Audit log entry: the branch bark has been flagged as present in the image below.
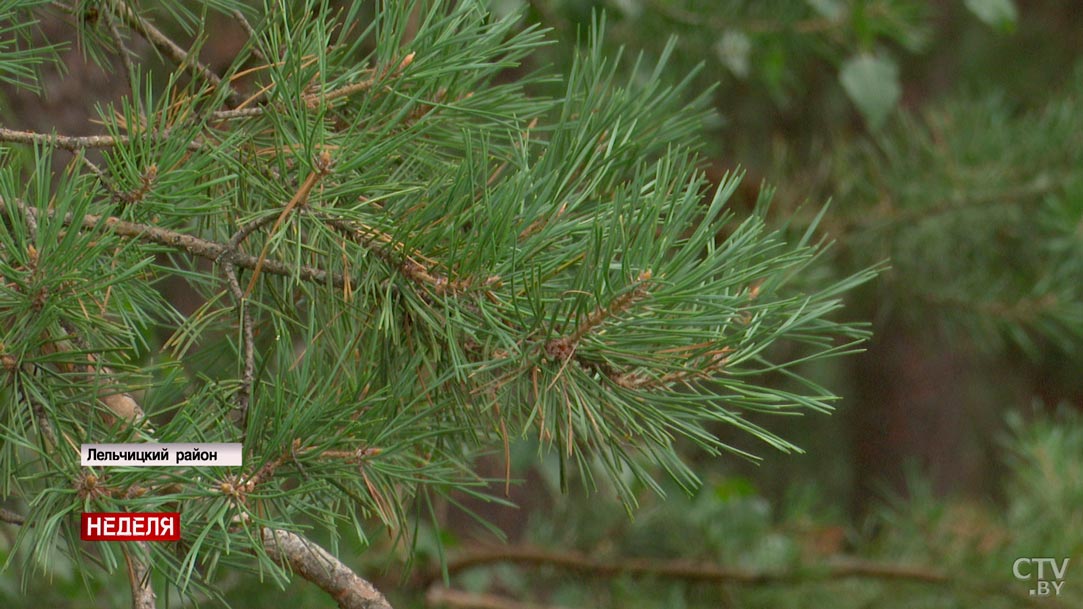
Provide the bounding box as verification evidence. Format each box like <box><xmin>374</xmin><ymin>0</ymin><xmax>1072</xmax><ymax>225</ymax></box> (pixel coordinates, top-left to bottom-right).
<box><xmin>104</xmin><ymin>0</ymin><xmax>243</xmax><ymax>107</ymax></box>
<box><xmin>441</xmin><ymin>544</ymin><xmax>798</xmax><ymax>584</ymax></box>
<box><xmin>123</xmin><ymin>542</ymin><xmax>157</xmax><ymax>609</ymax></box>
<box><xmin>6</xmin><ymin>199</ymin><xmax>348</xmax><ymax>288</ymax></box>
<box><xmin>261</xmin><ymin>528</ymin><xmax>393</xmax><ymax>609</ymax></box>
<box><xmin>0</xmin><ymin>127</ymin><xmax>202</xmax><ymax>152</ymax></box>
<box><xmin>0</xmin><ymin>126</ymin><xmax>133</xmax><ymax>150</ymax></box>
<box><xmin>0</xmin><ymin>508</ymin><xmax>26</xmax><ymax>525</ymax></box>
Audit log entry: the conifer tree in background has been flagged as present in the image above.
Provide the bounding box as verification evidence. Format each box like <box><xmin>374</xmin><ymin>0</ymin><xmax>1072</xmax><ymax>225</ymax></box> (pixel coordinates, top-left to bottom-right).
<box><xmin>0</xmin><ymin>1</ymin><xmax>875</xmax><ymax>606</ymax></box>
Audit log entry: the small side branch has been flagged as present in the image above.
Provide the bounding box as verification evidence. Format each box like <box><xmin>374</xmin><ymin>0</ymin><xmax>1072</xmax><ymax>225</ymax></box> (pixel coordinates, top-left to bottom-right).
<box><xmin>230</xmin><ymin>10</ymin><xmax>266</xmax><ymax>62</ymax></box>
<box><xmin>322</xmin><ymin>216</ymin><xmax>499</xmax><ymax>296</ymax></box>
<box><xmin>0</xmin><ymin>508</ymin><xmax>26</xmax><ymax>525</ymax></box>
<box><xmin>0</xmin><ymin>127</ymin><xmax>132</xmax><ymax>150</ymax></box>
<box><xmin>261</xmin><ymin>528</ymin><xmax>393</xmax><ymax>609</ymax></box>
<box><xmin>223</xmin><ymin>263</ymin><xmax>255</xmax><ymax>426</ymax></box>
<box><xmin>105</xmin><ymin>0</ymin><xmax>243</xmax><ymax>107</ymax></box>
<box><xmin>226</xmin><ymin>213</ymin><xmax>280</xmax><ymax>252</ymax></box>
<box><xmin>426</xmin><ymin>587</ymin><xmax>568</xmax><ymax>609</ymax></box>
<box><xmin>611</xmin><ymin>347</ymin><xmax>732</xmax><ymax>390</ymax></box>
<box><xmin>103</xmin><ymin>9</ymin><xmax>137</xmax><ymax>92</ymax></box>
<box><xmin>8</xmin><ymin>200</ymin><xmax>348</xmax><ymax>287</ymax></box>
<box><xmin>545</xmin><ymin>270</ymin><xmax>652</xmax><ymax>360</ymax></box>
<box><xmin>0</xmin><ymin>127</ymin><xmax>201</xmax><ymax>152</ymax></box>
<box><xmin>301</xmin><ymin>53</ymin><xmax>414</xmax><ymax>110</ymax></box>
<box><xmin>217</xmin><ymin>213</ymin><xmax>276</xmax><ymax>425</ymax></box>
<box><xmin>245</xmin><ymin>151</ymin><xmax>335</xmax><ymax>295</ymax></box>
<box><xmin>442</xmin><ymin>544</ymin><xmax>777</xmax><ymax>584</ymax></box>
<box><xmin>436</xmin><ymin>545</ymin><xmax>1063</xmax><ymax>609</ymax></box>
<box><xmin>123</xmin><ymin>541</ymin><xmax>157</xmax><ymax>609</ymax></box>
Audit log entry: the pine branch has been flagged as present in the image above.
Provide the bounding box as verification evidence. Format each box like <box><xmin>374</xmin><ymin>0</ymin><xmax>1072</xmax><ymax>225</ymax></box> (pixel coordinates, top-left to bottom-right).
<box><xmin>426</xmin><ymin>587</ymin><xmax>569</xmax><ymax>609</ymax></box>
<box><xmin>433</xmin><ymin>545</ymin><xmax>1067</xmax><ymax>609</ymax></box>
<box><xmin>123</xmin><ymin>542</ymin><xmax>157</xmax><ymax>609</ymax></box>
<box><xmin>7</xmin><ymin>228</ymin><xmax>148</xmax><ymax>425</ymax></box>
<box><xmin>0</xmin><ymin>508</ymin><xmax>26</xmax><ymax>525</ymax></box>
<box><xmin>6</xmin><ymin>352</ymin><xmax>59</xmax><ymax>450</ymax></box>
<box><xmin>225</xmin><ymin>213</ymin><xmax>281</xmax><ymax>252</ymax></box>
<box><xmin>0</xmin><ymin>127</ymin><xmax>201</xmax><ymax>151</ymax></box>
<box><xmin>0</xmin><ymin>126</ymin><xmax>133</xmax><ymax>150</ymax></box>
<box><xmin>209</xmin><ymin>107</ymin><xmax>266</xmax><ymax>121</ymax></box>
<box><xmin>301</xmin><ymin>53</ymin><xmax>414</xmax><ymax>110</ymax></box>
<box><xmin>230</xmin><ymin>10</ymin><xmax>267</xmax><ymax>63</ymax></box>
<box><xmin>245</xmin><ymin>150</ymin><xmax>336</xmax><ymax>295</ymax></box>
<box><xmin>7</xmin><ymin>199</ymin><xmax>348</xmax><ymax>287</ymax></box>
<box><xmin>261</xmin><ymin>528</ymin><xmax>393</xmax><ymax>609</ymax></box>
<box><xmin>611</xmin><ymin>346</ymin><xmax>733</xmax><ymax>390</ymax></box>
<box><xmin>56</xmin><ymin>318</ymin><xmax>146</xmax><ymax>425</ymax></box>
<box><xmin>4</xmin><ymin>207</ymin><xmax>64</xmax><ymax>449</ymax></box>
<box><xmin>103</xmin><ymin>0</ymin><xmax>243</xmax><ymax>107</ymax></box>
<box><xmin>223</xmin><ymin>262</ymin><xmax>255</xmax><ymax>426</ymax></box>
<box><xmin>322</xmin><ymin>215</ymin><xmax>500</xmax><ymax>296</ymax></box>
<box><xmin>545</xmin><ymin>270</ymin><xmax>652</xmax><ymax>361</ymax></box>
<box><xmin>437</xmin><ymin>544</ymin><xmax>781</xmax><ymax>584</ymax></box>
<box><xmin>103</xmin><ymin>9</ymin><xmax>137</xmax><ymax>93</ymax></box>
<box><xmin>920</xmin><ymin>292</ymin><xmax>1061</xmax><ymax>323</ymax></box>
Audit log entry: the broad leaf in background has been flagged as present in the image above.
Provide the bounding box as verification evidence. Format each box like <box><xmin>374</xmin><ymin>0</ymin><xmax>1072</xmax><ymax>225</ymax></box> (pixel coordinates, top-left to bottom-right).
<box><xmin>839</xmin><ymin>52</ymin><xmax>901</xmax><ymax>129</ymax></box>
<box><xmin>805</xmin><ymin>0</ymin><xmax>844</xmax><ymax>21</ymax></box>
<box><xmin>965</xmin><ymin>0</ymin><xmax>1018</xmax><ymax>32</ymax></box>
<box><xmin>715</xmin><ymin>29</ymin><xmax>751</xmax><ymax>78</ymax></box>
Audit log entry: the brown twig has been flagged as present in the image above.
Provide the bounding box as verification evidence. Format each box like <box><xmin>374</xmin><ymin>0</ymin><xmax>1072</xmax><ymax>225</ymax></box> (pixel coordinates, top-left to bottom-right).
<box><xmin>222</xmin><ymin>262</ymin><xmax>255</xmax><ymax>426</ymax></box>
<box><xmin>245</xmin><ymin>150</ymin><xmax>335</xmax><ymax>295</ymax></box>
<box><xmin>231</xmin><ymin>9</ymin><xmax>267</xmax><ymax>63</ymax></box>
<box><xmin>545</xmin><ymin>270</ymin><xmax>652</xmax><ymax>361</ymax></box>
<box><xmin>209</xmin><ymin>106</ymin><xmax>266</xmax><ymax>121</ymax></box>
<box><xmin>611</xmin><ymin>346</ymin><xmax>732</xmax><ymax>390</ymax></box>
<box><xmin>426</xmin><ymin>587</ymin><xmax>568</xmax><ymax>609</ymax></box>
<box><xmin>0</xmin><ymin>508</ymin><xmax>26</xmax><ymax>525</ymax></box>
<box><xmin>103</xmin><ymin>9</ymin><xmax>137</xmax><ymax>92</ymax></box>
<box><xmin>105</xmin><ymin>0</ymin><xmax>243</xmax><ymax>107</ymax></box>
<box><xmin>440</xmin><ymin>544</ymin><xmax>780</xmax><ymax>584</ymax></box>
<box><xmin>435</xmin><ymin>545</ymin><xmax>1066</xmax><ymax>609</ymax></box>
<box><xmin>301</xmin><ymin>52</ymin><xmax>414</xmax><ymax>109</ymax></box>
<box><xmin>225</xmin><ymin>213</ymin><xmax>280</xmax><ymax>253</ymax></box>
<box><xmin>123</xmin><ymin>541</ymin><xmax>157</xmax><ymax>609</ymax></box>
<box><xmin>77</xmin><ymin>155</ymin><xmax>128</xmax><ymax>202</ymax></box>
<box><xmin>0</xmin><ymin>126</ymin><xmax>132</xmax><ymax>150</ymax></box>
<box><xmin>321</xmin><ymin>216</ymin><xmax>499</xmax><ymax>297</ymax></box>
<box><xmin>216</xmin><ymin>213</ymin><xmax>276</xmax><ymax>424</ymax></box>
<box><xmin>261</xmin><ymin>527</ymin><xmax>393</xmax><ymax>609</ymax></box>
<box><xmin>8</xmin><ymin>199</ymin><xmax>347</xmax><ymax>287</ymax></box>
<box><xmin>0</xmin><ymin>126</ymin><xmax>201</xmax><ymax>152</ymax></box>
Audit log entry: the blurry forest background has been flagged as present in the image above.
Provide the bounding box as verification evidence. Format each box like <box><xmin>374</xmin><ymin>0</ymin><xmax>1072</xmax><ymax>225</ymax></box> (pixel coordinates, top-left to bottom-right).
<box><xmin>4</xmin><ymin>1</ymin><xmax>1083</xmax><ymax>608</ymax></box>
